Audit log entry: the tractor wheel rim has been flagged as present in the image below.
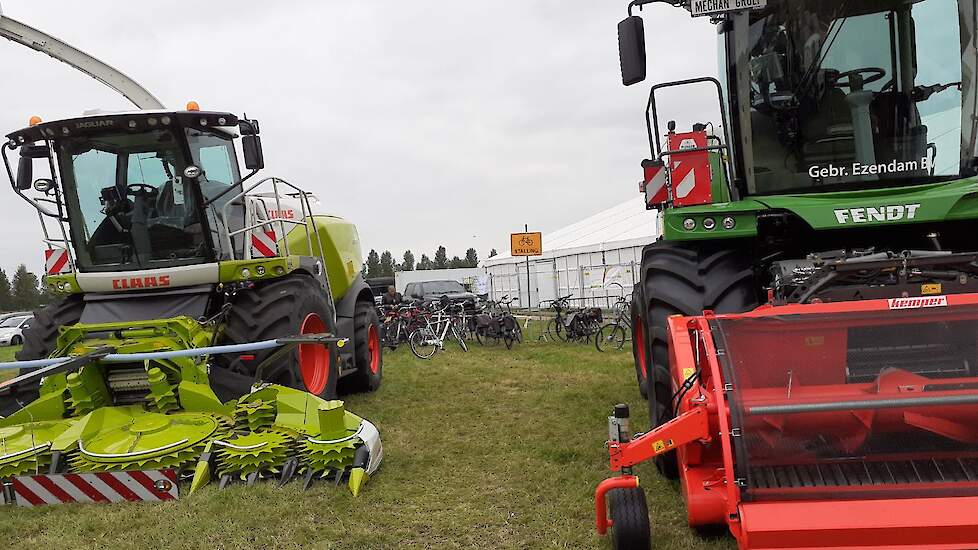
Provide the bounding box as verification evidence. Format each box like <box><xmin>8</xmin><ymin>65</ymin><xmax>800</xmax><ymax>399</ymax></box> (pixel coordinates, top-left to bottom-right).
<box><xmin>367</xmin><ymin>324</ymin><xmax>381</xmax><ymax>375</ymax></box>
<box><xmin>299</xmin><ymin>313</ymin><xmax>330</xmax><ymax>394</ymax></box>
<box><xmin>634</xmin><ymin>317</ymin><xmax>647</xmax><ymax>378</ymax></box>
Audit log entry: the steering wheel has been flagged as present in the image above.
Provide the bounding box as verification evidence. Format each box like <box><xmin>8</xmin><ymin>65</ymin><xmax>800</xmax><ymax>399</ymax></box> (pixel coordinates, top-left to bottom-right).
<box><xmin>126</xmin><ymin>183</ymin><xmax>158</xmax><ymax>197</ymax></box>
<box><xmin>834</xmin><ymin>68</ymin><xmax>886</xmax><ymax>91</ymax></box>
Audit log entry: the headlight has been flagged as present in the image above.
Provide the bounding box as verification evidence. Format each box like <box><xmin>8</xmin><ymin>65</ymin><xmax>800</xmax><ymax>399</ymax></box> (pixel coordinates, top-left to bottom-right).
<box><xmin>682</xmin><ymin>218</ymin><xmax>696</xmax><ymax>231</ymax></box>
<box><xmin>722</xmin><ymin>216</ymin><xmax>736</xmax><ymax>230</ymax></box>
<box><xmin>702</xmin><ymin>217</ymin><xmax>716</xmax><ymax>231</ymax></box>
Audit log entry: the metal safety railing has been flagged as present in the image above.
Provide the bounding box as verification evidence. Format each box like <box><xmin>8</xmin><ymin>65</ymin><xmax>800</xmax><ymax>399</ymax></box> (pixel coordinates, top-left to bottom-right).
<box><xmin>219</xmin><ymin>176</ymin><xmax>328</xmax><ymax>264</ymax></box>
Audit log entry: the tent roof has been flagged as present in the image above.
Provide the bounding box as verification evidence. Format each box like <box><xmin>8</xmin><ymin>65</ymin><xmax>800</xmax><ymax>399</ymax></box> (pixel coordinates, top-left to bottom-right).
<box><xmin>485</xmin><ymin>196</ymin><xmax>657</xmax><ymax>265</ymax></box>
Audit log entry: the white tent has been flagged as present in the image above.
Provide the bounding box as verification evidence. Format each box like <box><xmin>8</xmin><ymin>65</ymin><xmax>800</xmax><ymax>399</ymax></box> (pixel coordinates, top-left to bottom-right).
<box><xmin>483</xmin><ymin>196</ymin><xmax>658</xmax><ymax>308</ymax></box>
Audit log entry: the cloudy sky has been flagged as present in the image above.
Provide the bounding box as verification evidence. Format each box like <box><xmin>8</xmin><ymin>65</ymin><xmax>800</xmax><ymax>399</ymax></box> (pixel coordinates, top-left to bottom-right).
<box><xmin>0</xmin><ymin>0</ymin><xmax>718</xmax><ymax>275</ymax></box>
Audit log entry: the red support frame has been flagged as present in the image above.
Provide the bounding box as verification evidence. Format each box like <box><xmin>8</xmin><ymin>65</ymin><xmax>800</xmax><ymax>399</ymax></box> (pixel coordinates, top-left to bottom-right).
<box><xmin>595</xmin><ymin>292</ymin><xmax>978</xmax><ymax>548</ymax></box>
<box><xmin>594</xmin><ymin>475</ymin><xmax>640</xmax><ymax>535</ymax></box>
<box><xmin>607</xmin><ymin>406</ymin><xmax>711</xmax><ymax>471</ymax></box>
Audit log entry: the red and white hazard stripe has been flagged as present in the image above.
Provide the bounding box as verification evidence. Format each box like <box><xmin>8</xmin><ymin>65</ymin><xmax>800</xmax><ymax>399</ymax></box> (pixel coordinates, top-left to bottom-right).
<box><xmin>44</xmin><ymin>248</ymin><xmax>71</xmax><ymax>275</ymax></box>
<box><xmin>643</xmin><ymin>163</ymin><xmax>668</xmax><ymax>206</ymax></box>
<box><xmin>250</xmin><ymin>229</ymin><xmax>278</xmax><ymax>258</ymax></box>
<box><xmin>10</xmin><ymin>470</ymin><xmax>178</xmax><ymax>506</ymax></box>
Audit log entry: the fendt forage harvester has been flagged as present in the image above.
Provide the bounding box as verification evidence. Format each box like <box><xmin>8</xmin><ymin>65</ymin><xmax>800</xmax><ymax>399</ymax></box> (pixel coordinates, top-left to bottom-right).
<box><xmin>0</xmin><ymin>12</ymin><xmax>384</xmax><ymax>505</ymax></box>
<box><xmin>597</xmin><ymin>0</ymin><xmax>978</xmax><ymax>548</ymax></box>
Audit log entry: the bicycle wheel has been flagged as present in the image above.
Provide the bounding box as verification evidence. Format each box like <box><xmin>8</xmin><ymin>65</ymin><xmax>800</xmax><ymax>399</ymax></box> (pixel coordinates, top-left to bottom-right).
<box><xmin>513</xmin><ymin>321</ymin><xmax>523</xmax><ymax>343</ymax></box>
<box><xmin>596</xmin><ymin>324</ymin><xmax>627</xmax><ymax>352</ymax></box>
<box><xmin>503</xmin><ymin>332</ymin><xmax>514</xmax><ymax>350</ymax></box>
<box><xmin>547</xmin><ymin>318</ymin><xmax>566</xmax><ymax>342</ymax></box>
<box><xmin>485</xmin><ymin>329</ymin><xmax>500</xmax><ymax>346</ymax></box>
<box><xmin>454</xmin><ymin>327</ymin><xmax>469</xmax><ymax>352</ymax></box>
<box><xmin>409</xmin><ymin>328</ymin><xmax>438</xmax><ymax>359</ymax></box>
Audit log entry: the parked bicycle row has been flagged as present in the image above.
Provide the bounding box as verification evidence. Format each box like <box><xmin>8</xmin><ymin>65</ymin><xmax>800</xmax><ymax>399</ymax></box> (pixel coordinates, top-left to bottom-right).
<box><xmin>377</xmin><ymin>295</ymin><xmax>524</xmax><ymax>359</ymax></box>
<box><xmin>378</xmin><ymin>289</ymin><xmax>631</xmax><ymax>358</ymax></box>
<box><xmin>542</xmin><ymin>284</ymin><xmax>631</xmax><ymax>352</ymax></box>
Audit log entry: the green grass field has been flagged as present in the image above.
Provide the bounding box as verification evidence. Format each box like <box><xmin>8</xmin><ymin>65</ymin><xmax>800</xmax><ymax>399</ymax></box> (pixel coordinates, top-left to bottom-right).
<box><xmin>0</xmin><ymin>344</ymin><xmax>19</xmax><ymax>382</ymax></box>
<box><xmin>0</xmin><ymin>341</ymin><xmax>735</xmax><ymax>550</ymax></box>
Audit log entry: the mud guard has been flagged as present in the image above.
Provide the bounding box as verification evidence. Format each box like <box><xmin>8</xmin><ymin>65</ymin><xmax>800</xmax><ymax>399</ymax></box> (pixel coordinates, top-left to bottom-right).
<box><xmin>333</xmin><ymin>276</ymin><xmax>373</xmax><ymax>367</ymax></box>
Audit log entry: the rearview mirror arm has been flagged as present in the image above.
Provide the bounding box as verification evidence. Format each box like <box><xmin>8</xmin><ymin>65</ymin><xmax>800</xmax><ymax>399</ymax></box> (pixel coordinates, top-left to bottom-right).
<box><xmin>627</xmin><ymin>0</ymin><xmax>683</xmax><ymax>16</ymax></box>
<box><xmin>2</xmin><ymin>141</ymin><xmax>61</xmax><ymax>219</ymax></box>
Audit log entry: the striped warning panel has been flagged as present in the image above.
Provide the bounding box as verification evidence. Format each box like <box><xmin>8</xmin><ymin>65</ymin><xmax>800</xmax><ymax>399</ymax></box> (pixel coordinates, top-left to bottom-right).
<box><xmin>251</xmin><ymin>229</ymin><xmax>278</xmax><ymax>258</ymax></box>
<box><xmin>44</xmin><ymin>248</ymin><xmax>70</xmax><ymax>275</ymax></box>
<box><xmin>9</xmin><ymin>470</ymin><xmax>178</xmax><ymax>506</ymax></box>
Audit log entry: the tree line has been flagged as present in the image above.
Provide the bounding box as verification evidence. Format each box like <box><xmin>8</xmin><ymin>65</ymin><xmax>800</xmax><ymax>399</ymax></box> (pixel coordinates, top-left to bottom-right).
<box><xmin>362</xmin><ymin>246</ymin><xmax>498</xmax><ymax>279</ymax></box>
<box><xmin>0</xmin><ymin>264</ymin><xmax>49</xmax><ymax>313</ymax></box>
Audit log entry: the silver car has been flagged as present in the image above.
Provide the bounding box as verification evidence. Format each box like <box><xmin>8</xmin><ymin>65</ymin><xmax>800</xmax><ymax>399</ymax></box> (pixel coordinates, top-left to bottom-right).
<box><xmin>0</xmin><ymin>315</ymin><xmax>33</xmax><ymax>346</ymax></box>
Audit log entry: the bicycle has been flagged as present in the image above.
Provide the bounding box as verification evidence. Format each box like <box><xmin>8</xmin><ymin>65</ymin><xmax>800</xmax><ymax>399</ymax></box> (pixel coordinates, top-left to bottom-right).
<box><xmin>409</xmin><ymin>301</ymin><xmax>469</xmax><ymax>359</ymax></box>
<box><xmin>595</xmin><ymin>292</ymin><xmax>632</xmax><ymax>352</ymax></box>
<box><xmin>545</xmin><ymin>295</ymin><xmax>601</xmax><ymax>343</ymax></box>
<box><xmin>473</xmin><ymin>295</ymin><xmax>521</xmax><ymax>349</ymax></box>
<box><xmin>544</xmin><ymin>295</ymin><xmax>573</xmax><ymax>342</ymax></box>
<box><xmin>380</xmin><ymin>303</ymin><xmax>422</xmax><ymax>351</ymax></box>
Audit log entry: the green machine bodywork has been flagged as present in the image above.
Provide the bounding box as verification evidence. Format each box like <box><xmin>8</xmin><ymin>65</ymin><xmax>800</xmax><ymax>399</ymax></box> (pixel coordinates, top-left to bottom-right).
<box><xmin>282</xmin><ymin>215</ymin><xmax>365</xmax><ymax>301</ymax></box>
<box><xmin>615</xmin><ymin>0</ymin><xmax>978</xmax><ymax>473</ymax></box>
<box><xmin>621</xmin><ymin>0</ymin><xmax>978</xmax><ymax>253</ymax></box>
<box><xmin>660</xmin><ymin>176</ymin><xmax>978</xmax><ymax>241</ymax></box>
<box><xmin>0</xmin><ymin>108</ymin><xmax>384</xmax><ymax>502</ymax></box>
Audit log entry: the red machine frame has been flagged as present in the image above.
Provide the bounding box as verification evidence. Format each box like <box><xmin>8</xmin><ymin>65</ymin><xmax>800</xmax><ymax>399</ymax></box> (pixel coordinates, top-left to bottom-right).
<box><xmin>596</xmin><ymin>293</ymin><xmax>978</xmax><ymax>549</ymax></box>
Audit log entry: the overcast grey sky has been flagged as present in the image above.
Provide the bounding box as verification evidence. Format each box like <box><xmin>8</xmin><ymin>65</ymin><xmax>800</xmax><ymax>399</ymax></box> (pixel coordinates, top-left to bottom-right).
<box><xmin>0</xmin><ymin>0</ymin><xmax>718</xmax><ymax>275</ymax></box>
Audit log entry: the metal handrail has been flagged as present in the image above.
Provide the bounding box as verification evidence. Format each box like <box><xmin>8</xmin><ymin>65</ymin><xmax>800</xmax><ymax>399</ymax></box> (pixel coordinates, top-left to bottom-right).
<box><xmin>219</xmin><ymin>176</ymin><xmax>326</xmax><ymax>267</ymax></box>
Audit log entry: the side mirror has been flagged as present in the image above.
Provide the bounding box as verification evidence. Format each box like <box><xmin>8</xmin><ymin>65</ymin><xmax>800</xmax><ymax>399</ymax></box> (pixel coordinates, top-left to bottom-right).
<box><xmin>242</xmin><ymin>135</ymin><xmax>264</xmax><ymax>170</ymax></box>
<box><xmin>16</xmin><ymin>156</ymin><xmax>33</xmax><ymax>191</ymax></box>
<box><xmin>16</xmin><ymin>144</ymin><xmax>48</xmax><ymax>191</ymax></box>
<box><xmin>618</xmin><ymin>16</ymin><xmax>647</xmax><ymax>86</ymax></box>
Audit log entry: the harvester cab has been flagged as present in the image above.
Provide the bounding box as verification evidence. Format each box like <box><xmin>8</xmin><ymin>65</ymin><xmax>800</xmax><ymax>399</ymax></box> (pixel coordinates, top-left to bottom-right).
<box><xmin>0</xmin><ymin>13</ymin><xmax>384</xmax><ymax>505</ymax></box>
<box><xmin>600</xmin><ymin>0</ymin><xmax>978</xmax><ymax>548</ymax></box>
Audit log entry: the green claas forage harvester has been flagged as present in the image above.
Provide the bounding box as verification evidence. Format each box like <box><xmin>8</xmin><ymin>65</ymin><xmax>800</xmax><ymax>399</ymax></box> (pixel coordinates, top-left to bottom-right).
<box><xmin>0</xmin><ymin>104</ymin><xmax>384</xmax><ymax>504</ymax></box>
<box><xmin>618</xmin><ymin>0</ymin><xmax>978</xmax><ymax>476</ymax></box>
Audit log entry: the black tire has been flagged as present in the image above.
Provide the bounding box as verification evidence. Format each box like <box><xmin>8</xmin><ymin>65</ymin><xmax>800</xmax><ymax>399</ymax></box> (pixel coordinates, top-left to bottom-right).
<box><xmin>216</xmin><ymin>275</ymin><xmax>339</xmax><ymax>400</ymax></box>
<box><xmin>630</xmin><ymin>285</ymin><xmax>650</xmax><ymax>399</ymax></box>
<box><xmin>3</xmin><ymin>295</ymin><xmax>84</xmax><ymax>417</ymax></box>
<box><xmin>547</xmin><ymin>318</ymin><xmax>565</xmax><ymax>342</ymax></box>
<box><xmin>609</xmin><ymin>488</ymin><xmax>651</xmax><ymax>550</ymax></box>
<box><xmin>596</xmin><ymin>324</ymin><xmax>626</xmax><ymax>352</ymax></box>
<box><xmin>343</xmin><ymin>299</ymin><xmax>383</xmax><ymax>393</ymax></box>
<box><xmin>10</xmin><ymin>335</ymin><xmax>22</xmax><ymax>346</ymax></box>
<box><xmin>477</xmin><ymin>327</ymin><xmax>499</xmax><ymax>347</ymax></box>
<box><xmin>409</xmin><ymin>328</ymin><xmax>438</xmax><ymax>359</ymax></box>
<box><xmin>641</xmin><ymin>241</ymin><xmax>757</xmax><ymax>479</ymax></box>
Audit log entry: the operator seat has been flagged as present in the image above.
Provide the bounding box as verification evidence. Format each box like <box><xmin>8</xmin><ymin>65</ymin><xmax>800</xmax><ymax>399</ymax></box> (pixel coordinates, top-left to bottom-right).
<box><xmin>801</xmin><ymin>84</ymin><xmax>858</xmax><ymax>165</ymax></box>
<box><xmin>871</xmin><ymin>90</ymin><xmax>928</xmax><ymax>169</ymax></box>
